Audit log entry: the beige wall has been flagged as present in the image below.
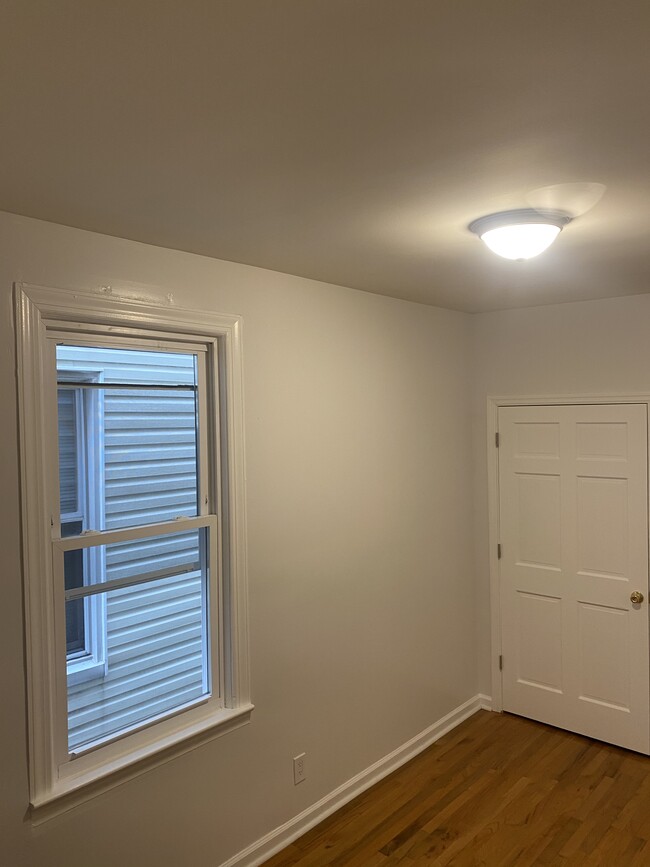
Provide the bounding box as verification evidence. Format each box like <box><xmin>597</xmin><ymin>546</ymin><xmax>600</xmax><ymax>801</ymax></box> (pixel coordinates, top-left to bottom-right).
<box><xmin>0</xmin><ymin>212</ymin><xmax>476</xmax><ymax>867</ymax></box>
<box><xmin>473</xmin><ymin>293</ymin><xmax>650</xmax><ymax>694</ymax></box>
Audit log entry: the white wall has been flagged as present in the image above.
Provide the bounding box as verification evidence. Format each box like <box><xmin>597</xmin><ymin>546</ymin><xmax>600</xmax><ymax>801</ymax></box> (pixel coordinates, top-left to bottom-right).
<box><xmin>473</xmin><ymin>293</ymin><xmax>650</xmax><ymax>694</ymax></box>
<box><xmin>0</xmin><ymin>212</ymin><xmax>477</xmax><ymax>867</ymax></box>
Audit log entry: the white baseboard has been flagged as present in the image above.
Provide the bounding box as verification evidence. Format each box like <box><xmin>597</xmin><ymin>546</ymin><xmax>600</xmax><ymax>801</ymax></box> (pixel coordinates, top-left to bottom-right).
<box><xmin>478</xmin><ymin>693</ymin><xmax>493</xmax><ymax>711</ymax></box>
<box><xmin>221</xmin><ymin>693</ymin><xmax>491</xmax><ymax>867</ymax></box>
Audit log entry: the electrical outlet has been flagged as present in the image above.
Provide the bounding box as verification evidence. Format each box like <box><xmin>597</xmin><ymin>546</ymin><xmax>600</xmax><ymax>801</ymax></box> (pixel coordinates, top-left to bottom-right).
<box><xmin>293</xmin><ymin>752</ymin><xmax>306</xmax><ymax>784</ymax></box>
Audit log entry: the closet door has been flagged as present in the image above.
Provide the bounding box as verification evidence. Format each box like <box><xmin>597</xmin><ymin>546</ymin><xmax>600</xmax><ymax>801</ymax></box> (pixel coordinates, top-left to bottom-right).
<box><xmin>499</xmin><ymin>403</ymin><xmax>649</xmax><ymax>753</ymax></box>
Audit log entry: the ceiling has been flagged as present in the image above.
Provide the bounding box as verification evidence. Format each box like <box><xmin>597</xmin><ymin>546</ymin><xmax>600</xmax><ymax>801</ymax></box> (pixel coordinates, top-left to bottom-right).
<box><xmin>1</xmin><ymin>1</ymin><xmax>649</xmax><ymax>313</ymax></box>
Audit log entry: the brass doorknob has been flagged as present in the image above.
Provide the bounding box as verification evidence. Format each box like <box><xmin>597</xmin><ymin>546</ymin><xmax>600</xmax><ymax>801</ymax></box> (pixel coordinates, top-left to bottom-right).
<box><xmin>630</xmin><ymin>591</ymin><xmax>644</xmax><ymax>604</ymax></box>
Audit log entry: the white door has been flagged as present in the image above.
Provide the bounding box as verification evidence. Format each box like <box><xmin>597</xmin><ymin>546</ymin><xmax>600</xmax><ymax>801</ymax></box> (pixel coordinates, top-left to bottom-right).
<box><xmin>498</xmin><ymin>403</ymin><xmax>650</xmax><ymax>753</ymax></box>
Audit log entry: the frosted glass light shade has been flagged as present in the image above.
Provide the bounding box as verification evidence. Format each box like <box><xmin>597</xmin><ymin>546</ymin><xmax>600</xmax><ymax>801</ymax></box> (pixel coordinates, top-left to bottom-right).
<box><xmin>480</xmin><ymin>223</ymin><xmax>561</xmax><ymax>260</ymax></box>
<box><xmin>468</xmin><ymin>209</ymin><xmax>571</xmax><ymax>261</ymax></box>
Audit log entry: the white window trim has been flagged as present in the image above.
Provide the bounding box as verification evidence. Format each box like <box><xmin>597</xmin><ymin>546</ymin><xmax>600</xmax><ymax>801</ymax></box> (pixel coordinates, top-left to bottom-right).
<box><xmin>15</xmin><ymin>283</ymin><xmax>252</xmax><ymax>820</ymax></box>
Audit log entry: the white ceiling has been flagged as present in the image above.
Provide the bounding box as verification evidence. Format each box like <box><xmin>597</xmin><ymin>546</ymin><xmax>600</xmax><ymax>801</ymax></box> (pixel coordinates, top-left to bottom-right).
<box><xmin>1</xmin><ymin>1</ymin><xmax>649</xmax><ymax>312</ymax></box>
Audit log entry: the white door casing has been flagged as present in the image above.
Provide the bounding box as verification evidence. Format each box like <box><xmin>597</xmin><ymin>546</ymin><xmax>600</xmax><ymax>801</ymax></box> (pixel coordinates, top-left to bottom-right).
<box><xmin>498</xmin><ymin>403</ymin><xmax>650</xmax><ymax>753</ymax></box>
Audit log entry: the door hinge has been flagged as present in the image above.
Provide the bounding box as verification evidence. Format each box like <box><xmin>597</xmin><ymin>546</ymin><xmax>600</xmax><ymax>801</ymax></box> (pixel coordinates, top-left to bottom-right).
<box><xmin>497</xmin><ymin>543</ymin><xmax>502</xmax><ymax>560</ymax></box>
<box><xmin>499</xmin><ymin>654</ymin><xmax>503</xmax><ymax>671</ymax></box>
<box><xmin>495</xmin><ymin>431</ymin><xmax>500</xmax><ymax>448</ymax></box>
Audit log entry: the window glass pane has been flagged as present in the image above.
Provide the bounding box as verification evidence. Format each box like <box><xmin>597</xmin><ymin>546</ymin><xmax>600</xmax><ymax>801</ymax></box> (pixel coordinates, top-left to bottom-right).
<box><xmin>56</xmin><ymin>345</ymin><xmax>199</xmax><ymax>531</ymax></box>
<box><xmin>64</xmin><ymin>528</ymin><xmax>209</xmax><ymax>752</ymax></box>
<box><xmin>103</xmin><ymin>387</ymin><xmax>198</xmax><ymax>528</ymax></box>
<box><xmin>63</xmin><ymin>520</ymin><xmax>85</xmax><ymax>654</ymax></box>
<box><xmin>58</xmin><ymin>389</ymin><xmax>79</xmax><ymax>514</ymax></box>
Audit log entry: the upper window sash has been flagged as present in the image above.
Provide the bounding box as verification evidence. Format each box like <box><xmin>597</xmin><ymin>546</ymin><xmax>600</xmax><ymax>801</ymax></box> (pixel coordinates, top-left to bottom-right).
<box><xmin>48</xmin><ymin>338</ymin><xmax>213</xmax><ymax>537</ymax></box>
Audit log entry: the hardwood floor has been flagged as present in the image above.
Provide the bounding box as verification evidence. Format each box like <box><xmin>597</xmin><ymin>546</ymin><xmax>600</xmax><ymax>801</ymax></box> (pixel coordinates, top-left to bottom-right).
<box><xmin>264</xmin><ymin>710</ymin><xmax>650</xmax><ymax>866</ymax></box>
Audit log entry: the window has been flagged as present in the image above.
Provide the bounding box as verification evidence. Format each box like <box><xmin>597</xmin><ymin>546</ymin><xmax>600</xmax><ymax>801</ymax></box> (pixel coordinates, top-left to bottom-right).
<box><xmin>58</xmin><ymin>372</ymin><xmax>106</xmax><ymax>683</ymax></box>
<box><xmin>57</xmin><ymin>345</ymin><xmax>208</xmax><ymax>751</ymax></box>
<box><xmin>16</xmin><ymin>285</ymin><xmax>251</xmax><ymax>811</ymax></box>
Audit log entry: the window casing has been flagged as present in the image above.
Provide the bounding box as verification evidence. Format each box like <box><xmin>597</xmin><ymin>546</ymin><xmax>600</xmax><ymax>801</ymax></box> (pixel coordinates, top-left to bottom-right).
<box><xmin>16</xmin><ymin>284</ymin><xmax>251</xmax><ymax>814</ymax></box>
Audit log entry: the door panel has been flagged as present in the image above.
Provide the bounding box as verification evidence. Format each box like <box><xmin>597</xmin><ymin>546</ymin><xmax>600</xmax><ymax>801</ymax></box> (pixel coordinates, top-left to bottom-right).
<box><xmin>515</xmin><ymin>473</ymin><xmax>562</xmax><ymax>569</ymax></box>
<box><xmin>577</xmin><ymin>602</ymin><xmax>630</xmax><ymax>710</ymax></box>
<box><xmin>576</xmin><ymin>477</ymin><xmax>628</xmax><ymax>578</ymax></box>
<box><xmin>499</xmin><ymin>403</ymin><xmax>649</xmax><ymax>753</ymax></box>
<box><xmin>516</xmin><ymin>592</ymin><xmax>563</xmax><ymax>692</ymax></box>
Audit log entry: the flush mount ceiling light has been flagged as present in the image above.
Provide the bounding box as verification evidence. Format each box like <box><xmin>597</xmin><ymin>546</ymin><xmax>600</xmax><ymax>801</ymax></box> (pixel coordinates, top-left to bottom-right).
<box><xmin>468</xmin><ymin>208</ymin><xmax>572</xmax><ymax>260</ymax></box>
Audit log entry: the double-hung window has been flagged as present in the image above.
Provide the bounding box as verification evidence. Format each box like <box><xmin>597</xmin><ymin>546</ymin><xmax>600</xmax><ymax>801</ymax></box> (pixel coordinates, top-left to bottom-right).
<box><xmin>16</xmin><ymin>285</ymin><xmax>251</xmax><ymax>812</ymax></box>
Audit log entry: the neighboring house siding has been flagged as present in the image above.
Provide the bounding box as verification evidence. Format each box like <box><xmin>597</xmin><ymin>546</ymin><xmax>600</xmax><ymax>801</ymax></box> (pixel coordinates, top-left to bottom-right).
<box><xmin>57</xmin><ymin>348</ymin><xmax>206</xmax><ymax>750</ymax></box>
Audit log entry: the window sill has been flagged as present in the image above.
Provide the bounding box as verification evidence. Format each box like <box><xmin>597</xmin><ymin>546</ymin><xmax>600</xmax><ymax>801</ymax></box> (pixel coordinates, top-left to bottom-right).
<box><xmin>30</xmin><ymin>703</ymin><xmax>254</xmax><ymax>824</ymax></box>
<box><xmin>67</xmin><ymin>659</ymin><xmax>106</xmax><ymax>685</ymax></box>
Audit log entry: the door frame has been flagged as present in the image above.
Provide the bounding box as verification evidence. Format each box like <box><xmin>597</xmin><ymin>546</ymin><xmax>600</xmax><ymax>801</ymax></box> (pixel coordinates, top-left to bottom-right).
<box><xmin>487</xmin><ymin>393</ymin><xmax>650</xmax><ymax>713</ymax></box>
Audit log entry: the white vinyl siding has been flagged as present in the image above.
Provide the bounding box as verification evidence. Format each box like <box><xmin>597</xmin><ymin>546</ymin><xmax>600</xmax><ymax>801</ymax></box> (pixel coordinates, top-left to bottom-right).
<box><xmin>57</xmin><ymin>347</ymin><xmax>205</xmax><ymax>750</ymax></box>
<box><xmin>104</xmin><ymin>388</ymin><xmax>198</xmax><ymax>528</ymax></box>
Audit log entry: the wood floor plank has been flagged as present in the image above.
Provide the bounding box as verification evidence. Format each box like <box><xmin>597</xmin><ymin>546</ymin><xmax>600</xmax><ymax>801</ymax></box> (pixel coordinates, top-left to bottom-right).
<box><xmin>264</xmin><ymin>844</ymin><xmax>305</xmax><ymax>867</ymax></box>
<box><xmin>630</xmin><ymin>837</ymin><xmax>650</xmax><ymax>865</ymax></box>
<box><xmin>263</xmin><ymin>711</ymin><xmax>650</xmax><ymax>866</ymax></box>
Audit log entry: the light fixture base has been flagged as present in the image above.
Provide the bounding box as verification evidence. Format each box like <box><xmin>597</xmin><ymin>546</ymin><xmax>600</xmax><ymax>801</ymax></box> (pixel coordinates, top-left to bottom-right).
<box><xmin>468</xmin><ymin>208</ymin><xmax>572</xmax><ymax>237</ymax></box>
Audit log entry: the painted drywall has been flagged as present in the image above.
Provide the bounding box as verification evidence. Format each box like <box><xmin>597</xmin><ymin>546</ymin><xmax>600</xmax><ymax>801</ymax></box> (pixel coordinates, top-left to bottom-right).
<box><xmin>0</xmin><ymin>211</ymin><xmax>476</xmax><ymax>867</ymax></box>
<box><xmin>473</xmin><ymin>293</ymin><xmax>650</xmax><ymax>694</ymax></box>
